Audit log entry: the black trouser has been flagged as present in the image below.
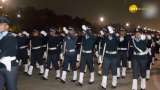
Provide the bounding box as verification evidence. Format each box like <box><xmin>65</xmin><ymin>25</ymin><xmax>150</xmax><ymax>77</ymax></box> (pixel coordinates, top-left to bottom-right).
<box><xmin>46</xmin><ymin>53</ymin><xmax>59</xmax><ymax>70</ymax></box>
<box><xmin>0</xmin><ymin>73</ymin><xmax>4</xmax><ymax>90</ymax></box>
<box><xmin>132</xmin><ymin>55</ymin><xmax>148</xmax><ymax>79</ymax></box>
<box><xmin>117</xmin><ymin>51</ymin><xmax>128</xmax><ymax>68</ymax></box>
<box><xmin>128</xmin><ymin>47</ymin><xmax>134</xmax><ymax>61</ymax></box>
<box><xmin>103</xmin><ymin>54</ymin><xmax>118</xmax><ymax>76</ymax></box>
<box><xmin>31</xmin><ymin>49</ymin><xmax>44</xmax><ymax>66</ymax></box>
<box><xmin>146</xmin><ymin>55</ymin><xmax>152</xmax><ymax>70</ymax></box>
<box><xmin>80</xmin><ymin>53</ymin><xmax>94</xmax><ymax>73</ymax></box>
<box><xmin>0</xmin><ymin>66</ymin><xmax>18</xmax><ymax>90</ymax></box>
<box><xmin>62</xmin><ymin>52</ymin><xmax>77</xmax><ymax>71</ymax></box>
<box><xmin>17</xmin><ymin>49</ymin><xmax>28</xmax><ymax>64</ymax></box>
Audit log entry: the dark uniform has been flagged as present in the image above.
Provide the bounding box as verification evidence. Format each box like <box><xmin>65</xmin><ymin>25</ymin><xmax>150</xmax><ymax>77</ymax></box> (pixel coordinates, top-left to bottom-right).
<box><xmin>131</xmin><ymin>30</ymin><xmax>149</xmax><ymax>90</ymax></box>
<box><xmin>128</xmin><ymin>34</ymin><xmax>134</xmax><ymax>69</ymax></box>
<box><xmin>154</xmin><ymin>35</ymin><xmax>160</xmax><ymax>60</ymax></box>
<box><xmin>43</xmin><ymin>29</ymin><xmax>61</xmax><ymax>80</ymax></box>
<box><xmin>0</xmin><ymin>73</ymin><xmax>4</xmax><ymax>90</ymax></box>
<box><xmin>78</xmin><ymin>29</ymin><xmax>96</xmax><ymax>85</ymax></box>
<box><xmin>76</xmin><ymin>35</ymin><xmax>82</xmax><ymax>63</ymax></box>
<box><xmin>40</xmin><ymin>31</ymin><xmax>48</xmax><ymax>62</ymax></box>
<box><xmin>61</xmin><ymin>28</ymin><xmax>78</xmax><ymax>83</ymax></box>
<box><xmin>0</xmin><ymin>17</ymin><xmax>18</xmax><ymax>90</ymax></box>
<box><xmin>0</xmin><ymin>31</ymin><xmax>18</xmax><ymax>90</ymax></box>
<box><xmin>146</xmin><ymin>34</ymin><xmax>152</xmax><ymax>80</ymax></box>
<box><xmin>17</xmin><ymin>32</ymin><xmax>29</xmax><ymax>73</ymax></box>
<box><xmin>27</xmin><ymin>30</ymin><xmax>44</xmax><ymax>76</ymax></box>
<box><xmin>97</xmin><ymin>36</ymin><xmax>105</xmax><ymax>75</ymax></box>
<box><xmin>117</xmin><ymin>31</ymin><xmax>130</xmax><ymax>78</ymax></box>
<box><xmin>101</xmin><ymin>31</ymin><xmax>119</xmax><ymax>89</ymax></box>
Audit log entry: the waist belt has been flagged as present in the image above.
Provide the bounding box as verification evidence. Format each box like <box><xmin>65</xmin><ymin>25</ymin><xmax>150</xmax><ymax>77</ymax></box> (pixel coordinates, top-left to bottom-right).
<box><xmin>82</xmin><ymin>50</ymin><xmax>92</xmax><ymax>53</ymax></box>
<box><xmin>32</xmin><ymin>46</ymin><xmax>41</xmax><ymax>50</ymax></box>
<box><xmin>19</xmin><ymin>46</ymin><xmax>28</xmax><ymax>49</ymax></box>
<box><xmin>106</xmin><ymin>51</ymin><xmax>117</xmax><ymax>54</ymax></box>
<box><xmin>41</xmin><ymin>45</ymin><xmax>47</xmax><ymax>47</ymax></box>
<box><xmin>48</xmin><ymin>47</ymin><xmax>57</xmax><ymax>50</ymax></box>
<box><xmin>133</xmin><ymin>51</ymin><xmax>148</xmax><ymax>56</ymax></box>
<box><xmin>66</xmin><ymin>49</ymin><xmax>75</xmax><ymax>53</ymax></box>
<box><xmin>118</xmin><ymin>48</ymin><xmax>128</xmax><ymax>51</ymax></box>
<box><xmin>130</xmin><ymin>45</ymin><xmax>133</xmax><ymax>48</ymax></box>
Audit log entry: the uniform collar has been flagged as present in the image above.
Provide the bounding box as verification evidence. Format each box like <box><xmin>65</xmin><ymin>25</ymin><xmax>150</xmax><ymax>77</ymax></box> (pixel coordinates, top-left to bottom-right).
<box><xmin>0</xmin><ymin>31</ymin><xmax>8</xmax><ymax>40</ymax></box>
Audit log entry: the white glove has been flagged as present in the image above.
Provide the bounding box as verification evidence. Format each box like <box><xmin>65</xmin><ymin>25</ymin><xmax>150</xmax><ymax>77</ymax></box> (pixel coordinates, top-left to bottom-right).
<box><xmin>98</xmin><ymin>55</ymin><xmax>103</xmax><ymax>64</ymax></box>
<box><xmin>141</xmin><ymin>34</ymin><xmax>146</xmax><ymax>40</ymax></box>
<box><xmin>60</xmin><ymin>53</ymin><xmax>64</xmax><ymax>60</ymax></box>
<box><xmin>0</xmin><ymin>56</ymin><xmax>16</xmax><ymax>72</ymax></box>
<box><xmin>77</xmin><ymin>54</ymin><xmax>81</xmax><ymax>62</ymax></box>
<box><xmin>22</xmin><ymin>31</ymin><xmax>30</xmax><ymax>37</ymax></box>
<box><xmin>95</xmin><ymin>51</ymin><xmax>99</xmax><ymax>58</ymax></box>
<box><xmin>40</xmin><ymin>31</ymin><xmax>47</xmax><ymax>36</ymax></box>
<box><xmin>63</xmin><ymin>27</ymin><xmax>69</xmax><ymax>34</ymax></box>
<box><xmin>116</xmin><ymin>33</ymin><xmax>120</xmax><ymax>37</ymax></box>
<box><xmin>100</xmin><ymin>31</ymin><xmax>104</xmax><ymax>36</ymax></box>
<box><xmin>27</xmin><ymin>49</ymin><xmax>31</xmax><ymax>56</ymax></box>
<box><xmin>82</xmin><ymin>25</ymin><xmax>88</xmax><ymax>31</ymax></box>
<box><xmin>148</xmin><ymin>48</ymin><xmax>152</xmax><ymax>56</ymax></box>
<box><xmin>43</xmin><ymin>51</ymin><xmax>47</xmax><ymax>59</ymax></box>
<box><xmin>107</xmin><ymin>26</ymin><xmax>114</xmax><ymax>34</ymax></box>
<box><xmin>120</xmin><ymin>37</ymin><xmax>124</xmax><ymax>42</ymax></box>
<box><xmin>147</xmin><ymin>35</ymin><xmax>152</xmax><ymax>40</ymax></box>
<box><xmin>131</xmin><ymin>36</ymin><xmax>135</xmax><ymax>39</ymax></box>
<box><xmin>12</xmin><ymin>33</ymin><xmax>17</xmax><ymax>37</ymax></box>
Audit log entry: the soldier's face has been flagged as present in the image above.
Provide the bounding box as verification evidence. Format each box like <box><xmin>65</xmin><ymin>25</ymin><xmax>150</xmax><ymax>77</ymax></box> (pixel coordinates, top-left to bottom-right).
<box><xmin>69</xmin><ymin>30</ymin><xmax>75</xmax><ymax>35</ymax></box>
<box><xmin>50</xmin><ymin>31</ymin><xmax>56</xmax><ymax>36</ymax></box>
<box><xmin>0</xmin><ymin>23</ymin><xmax>9</xmax><ymax>32</ymax></box>
<box><xmin>120</xmin><ymin>31</ymin><xmax>125</xmax><ymax>36</ymax></box>
<box><xmin>32</xmin><ymin>32</ymin><xmax>39</xmax><ymax>36</ymax></box>
<box><xmin>18</xmin><ymin>33</ymin><xmax>22</xmax><ymax>36</ymax></box>
<box><xmin>135</xmin><ymin>32</ymin><xmax>141</xmax><ymax>38</ymax></box>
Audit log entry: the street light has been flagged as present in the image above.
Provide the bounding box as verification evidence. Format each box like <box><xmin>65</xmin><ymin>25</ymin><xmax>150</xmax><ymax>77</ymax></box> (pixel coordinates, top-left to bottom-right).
<box><xmin>144</xmin><ymin>27</ymin><xmax>147</xmax><ymax>30</ymax></box>
<box><xmin>17</xmin><ymin>13</ymin><xmax>21</xmax><ymax>18</ymax></box>
<box><xmin>125</xmin><ymin>22</ymin><xmax>130</xmax><ymax>27</ymax></box>
<box><xmin>99</xmin><ymin>17</ymin><xmax>104</xmax><ymax>23</ymax></box>
<box><xmin>137</xmin><ymin>25</ymin><xmax>141</xmax><ymax>29</ymax></box>
<box><xmin>129</xmin><ymin>4</ymin><xmax>139</xmax><ymax>13</ymax></box>
<box><xmin>2</xmin><ymin>0</ymin><xmax>6</xmax><ymax>3</ymax></box>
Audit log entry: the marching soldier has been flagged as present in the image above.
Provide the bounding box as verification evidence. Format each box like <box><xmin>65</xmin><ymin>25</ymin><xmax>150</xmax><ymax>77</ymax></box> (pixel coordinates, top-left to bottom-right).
<box><xmin>150</xmin><ymin>33</ymin><xmax>156</xmax><ymax>64</ymax></box>
<box><xmin>40</xmin><ymin>30</ymin><xmax>48</xmax><ymax>62</ymax></box>
<box><xmin>127</xmin><ymin>32</ymin><xmax>133</xmax><ymax>69</ymax></box>
<box><xmin>27</xmin><ymin>29</ymin><xmax>44</xmax><ymax>76</ymax></box>
<box><xmin>154</xmin><ymin>34</ymin><xmax>160</xmax><ymax>61</ymax></box>
<box><xmin>146</xmin><ymin>33</ymin><xmax>152</xmax><ymax>80</ymax></box>
<box><xmin>117</xmin><ymin>28</ymin><xmax>130</xmax><ymax>78</ymax></box>
<box><xmin>60</xmin><ymin>27</ymin><xmax>78</xmax><ymax>83</ymax></box>
<box><xmin>97</xmin><ymin>30</ymin><xmax>106</xmax><ymax>75</ymax></box>
<box><xmin>0</xmin><ymin>16</ymin><xmax>18</xmax><ymax>90</ymax></box>
<box><xmin>100</xmin><ymin>26</ymin><xmax>119</xmax><ymax>89</ymax></box>
<box><xmin>78</xmin><ymin>25</ymin><xmax>96</xmax><ymax>86</ymax></box>
<box><xmin>131</xmin><ymin>28</ymin><xmax>149</xmax><ymax>90</ymax></box>
<box><xmin>17</xmin><ymin>31</ymin><xmax>30</xmax><ymax>74</ymax></box>
<box><xmin>76</xmin><ymin>34</ymin><xmax>82</xmax><ymax>67</ymax></box>
<box><xmin>43</xmin><ymin>28</ymin><xmax>61</xmax><ymax>80</ymax></box>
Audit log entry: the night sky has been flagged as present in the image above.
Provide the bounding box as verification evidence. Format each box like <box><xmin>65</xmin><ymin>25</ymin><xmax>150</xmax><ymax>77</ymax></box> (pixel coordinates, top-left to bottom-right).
<box><xmin>9</xmin><ymin>0</ymin><xmax>160</xmax><ymax>29</ymax></box>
